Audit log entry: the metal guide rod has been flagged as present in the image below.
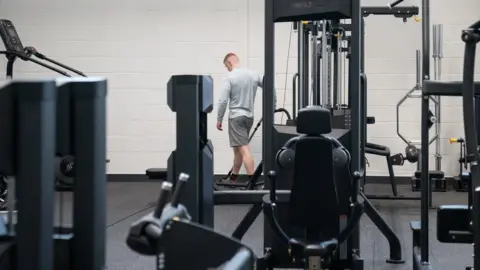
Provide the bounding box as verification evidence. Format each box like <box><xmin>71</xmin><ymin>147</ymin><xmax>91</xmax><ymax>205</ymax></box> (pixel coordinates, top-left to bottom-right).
<box><xmin>6</xmin><ymin>177</ymin><xmax>14</xmax><ymax>233</ymax></box>
<box><xmin>437</xmin><ymin>24</ymin><xmax>443</xmax><ymax>78</ymax></box>
<box><xmin>337</xmin><ymin>32</ymin><xmax>343</xmax><ymax>108</ymax></box>
<box><xmin>434</xmin><ymin>24</ymin><xmax>443</xmax><ymax>171</ymax></box>
<box><xmin>415</xmin><ymin>49</ymin><xmax>421</xmax><ymax>170</ymax></box>
<box><xmin>416</xmin><ymin>49</ymin><xmax>421</xmax><ymax>85</ymax></box>
<box><xmin>318</xmin><ymin>40</ymin><xmax>322</xmax><ymax>106</ymax></box>
<box><xmin>311</xmin><ymin>21</ymin><xmax>319</xmax><ymax>105</ymax></box>
<box><xmin>321</xmin><ymin>20</ymin><xmax>328</xmax><ymax>106</ymax></box>
<box><xmin>327</xmin><ymin>40</ymin><xmax>333</xmax><ymax>108</ymax></box>
<box><xmin>298</xmin><ymin>22</ymin><xmax>304</xmax><ymax>110</ymax></box>
<box><xmin>302</xmin><ymin>26</ymin><xmax>310</xmax><ymax>107</ymax></box>
<box><xmin>433</xmin><ymin>25</ymin><xmax>437</xmax><ymax>79</ymax></box>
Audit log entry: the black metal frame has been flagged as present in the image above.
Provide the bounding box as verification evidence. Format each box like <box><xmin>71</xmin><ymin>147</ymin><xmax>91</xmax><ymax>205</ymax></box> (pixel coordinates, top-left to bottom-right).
<box><xmin>70</xmin><ymin>79</ymin><xmax>108</xmax><ymax>270</ymax></box>
<box><xmin>14</xmin><ymin>81</ymin><xmax>57</xmax><ymax>270</ymax></box>
<box><xmin>413</xmin><ymin>19</ymin><xmax>480</xmax><ymax>270</ymax></box>
<box><xmin>166</xmin><ymin>75</ymin><xmax>214</xmax><ymax>227</ymax></box>
<box><xmin>264</xmin><ymin>0</ymin><xmax>362</xmax><ymax>200</ymax></box>
<box><xmin>0</xmin><ymin>78</ymin><xmax>108</xmax><ymax>270</ymax></box>
<box><xmin>460</xmin><ymin>21</ymin><xmax>480</xmax><ymax>270</ymax></box>
<box><xmin>261</xmin><ymin>0</ymin><xmax>410</xmax><ymax>267</ymax></box>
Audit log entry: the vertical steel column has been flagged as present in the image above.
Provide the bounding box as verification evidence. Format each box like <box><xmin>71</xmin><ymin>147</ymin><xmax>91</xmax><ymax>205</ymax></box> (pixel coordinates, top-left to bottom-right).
<box><xmin>303</xmin><ymin>26</ymin><xmax>310</xmax><ymax>107</ymax></box>
<box><xmin>336</xmin><ymin>32</ymin><xmax>343</xmax><ymax>108</ymax></box>
<box><xmin>16</xmin><ymin>81</ymin><xmax>57</xmax><ymax>270</ymax></box>
<box><xmin>321</xmin><ymin>20</ymin><xmax>328</xmax><ymax>107</ymax></box>
<box><xmin>360</xmin><ymin>18</ymin><xmax>366</xmax><ymax>168</ymax></box>
<box><xmin>263</xmin><ymin>0</ymin><xmax>275</xmax><ymax>177</ymax></box>
<box><xmin>420</xmin><ymin>0</ymin><xmax>431</xmax><ymax>263</ymax></box>
<box><xmin>434</xmin><ymin>24</ymin><xmax>443</xmax><ymax>171</ymax></box>
<box><xmin>311</xmin><ymin>21</ymin><xmax>319</xmax><ymax>105</ymax></box>
<box><xmin>351</xmin><ymin>0</ymin><xmax>362</xmax><ymax>175</ymax></box>
<box><xmin>72</xmin><ymin>79</ymin><xmax>108</xmax><ymax>270</ymax></box>
<box><xmin>298</xmin><ymin>22</ymin><xmax>305</xmax><ymax>110</ymax></box>
<box><xmin>416</xmin><ymin>50</ymin><xmax>422</xmax><ymax>172</ymax></box>
<box><xmin>327</xmin><ymin>39</ymin><xmax>333</xmax><ymax>108</ymax></box>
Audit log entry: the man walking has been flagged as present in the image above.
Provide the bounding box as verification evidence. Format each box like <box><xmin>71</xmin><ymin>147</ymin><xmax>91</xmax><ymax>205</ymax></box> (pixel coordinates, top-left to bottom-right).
<box><xmin>217</xmin><ymin>53</ymin><xmax>274</xmax><ymax>182</ymax></box>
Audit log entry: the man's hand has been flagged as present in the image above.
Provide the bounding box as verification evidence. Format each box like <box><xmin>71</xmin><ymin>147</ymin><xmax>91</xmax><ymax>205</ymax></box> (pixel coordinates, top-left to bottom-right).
<box><xmin>216</xmin><ymin>121</ymin><xmax>223</xmax><ymax>131</ymax></box>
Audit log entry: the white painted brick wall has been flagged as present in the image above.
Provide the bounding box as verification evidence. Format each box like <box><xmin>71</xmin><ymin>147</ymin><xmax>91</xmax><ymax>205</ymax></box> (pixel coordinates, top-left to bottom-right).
<box><xmin>0</xmin><ymin>0</ymin><xmax>478</xmax><ymax>176</ymax></box>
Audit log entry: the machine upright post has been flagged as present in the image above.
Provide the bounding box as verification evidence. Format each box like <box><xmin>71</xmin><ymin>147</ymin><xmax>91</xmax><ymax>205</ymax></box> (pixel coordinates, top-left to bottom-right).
<box><xmin>434</xmin><ymin>24</ymin><xmax>443</xmax><ymax>172</ymax></box>
<box><xmin>16</xmin><ymin>81</ymin><xmax>57</xmax><ymax>270</ymax></box>
<box><xmin>303</xmin><ymin>25</ymin><xmax>310</xmax><ymax>107</ymax></box>
<box><xmin>311</xmin><ymin>21</ymin><xmax>319</xmax><ymax>105</ymax></box>
<box><xmin>321</xmin><ymin>20</ymin><xmax>328</xmax><ymax>107</ymax></box>
<box><xmin>167</xmin><ymin>75</ymin><xmax>214</xmax><ymax>227</ymax></box>
<box><xmin>415</xmin><ymin>50</ymin><xmax>422</xmax><ymax>172</ymax></box>
<box><xmin>336</xmin><ymin>31</ymin><xmax>343</xmax><ymax>109</ymax></box>
<box><xmin>263</xmin><ymin>0</ymin><xmax>275</xmax><ymax>185</ymax></box>
<box><xmin>298</xmin><ymin>22</ymin><xmax>305</xmax><ymax>110</ymax></box>
<box><xmin>72</xmin><ymin>79</ymin><xmax>108</xmax><ymax>270</ymax></box>
<box><xmin>420</xmin><ymin>0</ymin><xmax>431</xmax><ymax>263</ymax></box>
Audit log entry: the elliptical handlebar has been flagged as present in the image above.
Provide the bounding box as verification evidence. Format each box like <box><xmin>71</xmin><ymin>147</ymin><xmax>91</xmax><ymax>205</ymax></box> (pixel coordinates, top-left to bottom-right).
<box><xmin>0</xmin><ymin>50</ymin><xmax>71</xmax><ymax>77</ymax></box>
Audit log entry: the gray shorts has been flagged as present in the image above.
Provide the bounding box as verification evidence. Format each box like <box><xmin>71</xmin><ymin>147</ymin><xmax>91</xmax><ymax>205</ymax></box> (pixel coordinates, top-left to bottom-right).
<box><xmin>228</xmin><ymin>116</ymin><xmax>254</xmax><ymax>147</ymax></box>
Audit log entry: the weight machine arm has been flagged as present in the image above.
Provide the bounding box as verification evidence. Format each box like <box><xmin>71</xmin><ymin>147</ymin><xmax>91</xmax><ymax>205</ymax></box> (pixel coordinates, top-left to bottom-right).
<box><xmin>362</xmin><ymin>6</ymin><xmax>419</xmax><ymax>18</ymax></box>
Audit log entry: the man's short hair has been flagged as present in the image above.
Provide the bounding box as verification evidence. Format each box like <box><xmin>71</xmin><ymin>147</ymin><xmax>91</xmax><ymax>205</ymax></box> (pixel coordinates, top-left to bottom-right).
<box><xmin>223</xmin><ymin>52</ymin><xmax>237</xmax><ymax>63</ymax></box>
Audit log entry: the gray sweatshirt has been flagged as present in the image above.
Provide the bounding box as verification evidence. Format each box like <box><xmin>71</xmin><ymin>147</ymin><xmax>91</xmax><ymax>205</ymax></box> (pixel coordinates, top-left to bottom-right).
<box><xmin>217</xmin><ymin>68</ymin><xmax>276</xmax><ymax>122</ymax></box>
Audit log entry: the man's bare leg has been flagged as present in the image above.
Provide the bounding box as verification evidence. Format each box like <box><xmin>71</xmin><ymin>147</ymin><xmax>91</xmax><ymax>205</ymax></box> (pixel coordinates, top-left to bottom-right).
<box><xmin>238</xmin><ymin>145</ymin><xmax>254</xmax><ymax>176</ymax></box>
<box><xmin>230</xmin><ymin>147</ymin><xmax>243</xmax><ymax>181</ymax></box>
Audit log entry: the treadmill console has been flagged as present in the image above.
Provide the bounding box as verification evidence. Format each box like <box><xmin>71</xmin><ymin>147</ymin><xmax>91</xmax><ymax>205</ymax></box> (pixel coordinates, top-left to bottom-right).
<box><xmin>0</xmin><ymin>19</ymin><xmax>24</xmax><ymax>54</ymax></box>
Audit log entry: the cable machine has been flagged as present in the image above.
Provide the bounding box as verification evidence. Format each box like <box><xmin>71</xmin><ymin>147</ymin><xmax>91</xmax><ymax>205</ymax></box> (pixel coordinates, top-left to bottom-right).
<box><xmin>288</xmin><ymin>2</ymin><xmax>420</xmax><ymax>201</ymax></box>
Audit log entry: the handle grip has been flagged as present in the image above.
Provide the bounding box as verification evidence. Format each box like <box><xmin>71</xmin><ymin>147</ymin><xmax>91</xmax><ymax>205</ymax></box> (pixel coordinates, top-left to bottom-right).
<box><xmin>268</xmin><ymin>171</ymin><xmax>277</xmax><ymax>203</ymax></box>
<box><xmin>171</xmin><ymin>173</ymin><xmax>189</xmax><ymax>207</ymax></box>
<box><xmin>144</xmin><ymin>223</ymin><xmax>162</xmax><ymax>240</ymax></box>
<box><xmin>153</xmin><ymin>181</ymin><xmax>173</xmax><ymax>218</ymax></box>
<box><xmin>449</xmin><ymin>137</ymin><xmax>464</xmax><ymax>144</ymax></box>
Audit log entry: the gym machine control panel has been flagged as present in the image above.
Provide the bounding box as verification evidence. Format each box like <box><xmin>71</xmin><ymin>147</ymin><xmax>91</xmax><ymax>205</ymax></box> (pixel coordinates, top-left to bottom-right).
<box><xmin>0</xmin><ymin>19</ymin><xmax>24</xmax><ymax>54</ymax></box>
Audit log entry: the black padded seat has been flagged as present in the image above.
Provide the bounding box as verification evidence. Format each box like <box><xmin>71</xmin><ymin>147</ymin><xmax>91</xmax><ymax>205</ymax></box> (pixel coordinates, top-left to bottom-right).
<box><xmin>263</xmin><ymin>106</ymin><xmax>364</xmax><ymax>268</ymax></box>
<box><xmin>145</xmin><ymin>168</ymin><xmax>167</xmax><ymax>180</ymax></box>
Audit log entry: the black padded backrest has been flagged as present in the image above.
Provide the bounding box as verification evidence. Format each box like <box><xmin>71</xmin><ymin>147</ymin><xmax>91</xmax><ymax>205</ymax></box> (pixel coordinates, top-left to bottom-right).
<box><xmin>296</xmin><ymin>106</ymin><xmax>331</xmax><ymax>135</ymax></box>
<box><xmin>288</xmin><ymin>135</ymin><xmax>340</xmax><ymax>238</ymax></box>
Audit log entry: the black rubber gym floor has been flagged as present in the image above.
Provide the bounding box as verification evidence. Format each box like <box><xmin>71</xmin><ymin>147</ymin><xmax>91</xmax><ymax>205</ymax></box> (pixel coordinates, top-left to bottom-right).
<box><xmin>56</xmin><ymin>182</ymin><xmax>472</xmax><ymax>269</ymax></box>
